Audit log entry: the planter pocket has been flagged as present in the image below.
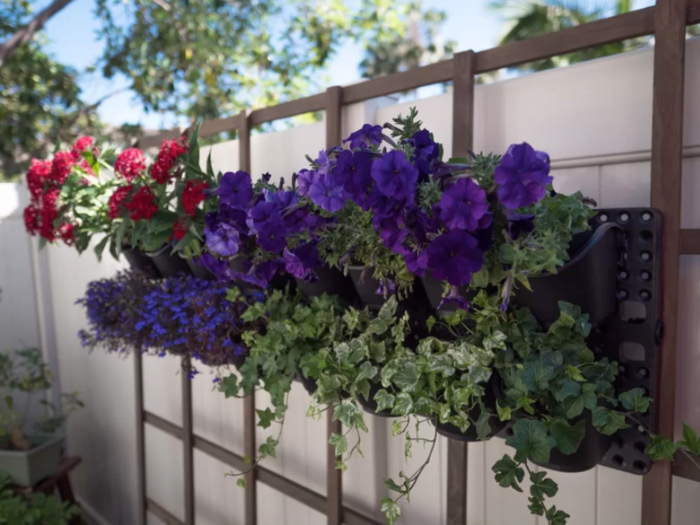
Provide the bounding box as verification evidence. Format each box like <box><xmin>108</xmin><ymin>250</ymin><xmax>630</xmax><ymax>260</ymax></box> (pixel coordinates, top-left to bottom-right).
<box><xmin>356</xmin><ymin>382</ymin><xmax>395</xmax><ymax>418</ymax></box>
<box><xmin>181</xmin><ymin>255</ymin><xmax>214</xmax><ymax>280</ymax></box>
<box><xmin>122</xmin><ymin>245</ymin><xmax>160</xmax><ymax>278</ymax></box>
<box><xmin>295</xmin><ymin>266</ymin><xmax>358</xmax><ymax>303</ymax></box>
<box><xmin>347</xmin><ymin>266</ymin><xmax>389</xmax><ymax>310</ymax></box>
<box><xmin>512</xmin><ymin>222</ymin><xmax>623</xmax><ymax>326</ymax></box>
<box><xmin>146</xmin><ymin>244</ymin><xmax>192</xmax><ymax>278</ymax></box>
<box><xmin>0</xmin><ymin>434</ymin><xmax>64</xmax><ymax>486</ymax></box>
<box><xmin>296</xmin><ymin>371</ymin><xmax>318</xmax><ymax>396</ymax></box>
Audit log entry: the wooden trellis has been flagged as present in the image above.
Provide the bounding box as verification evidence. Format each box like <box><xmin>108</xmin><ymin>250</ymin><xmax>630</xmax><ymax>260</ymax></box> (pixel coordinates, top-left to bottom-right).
<box><xmin>133</xmin><ymin>2</ymin><xmax>700</xmax><ymax>524</ymax></box>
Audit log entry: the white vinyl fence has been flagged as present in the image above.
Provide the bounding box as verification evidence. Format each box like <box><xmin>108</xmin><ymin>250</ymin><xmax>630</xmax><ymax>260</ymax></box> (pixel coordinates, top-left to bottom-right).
<box><xmin>3</xmin><ymin>37</ymin><xmax>700</xmax><ymax>525</ymax></box>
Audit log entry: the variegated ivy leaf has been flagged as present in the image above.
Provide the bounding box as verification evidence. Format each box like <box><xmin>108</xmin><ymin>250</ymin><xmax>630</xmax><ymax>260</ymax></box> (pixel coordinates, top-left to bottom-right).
<box><xmin>391</xmin><ymin>393</ymin><xmax>413</xmax><ymax>416</ymax></box>
<box><xmin>374</xmin><ymin>389</ymin><xmax>395</xmax><ymax>412</ymax></box>
<box><xmin>355</xmin><ymin>361</ymin><xmax>378</xmax><ymax>383</ymax></box>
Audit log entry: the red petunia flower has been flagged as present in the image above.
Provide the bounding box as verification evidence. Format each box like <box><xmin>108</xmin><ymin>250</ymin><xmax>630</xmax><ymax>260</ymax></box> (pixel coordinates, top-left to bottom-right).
<box><xmin>48</xmin><ymin>151</ymin><xmax>75</xmax><ymax>185</ymax></box>
<box><xmin>23</xmin><ymin>204</ymin><xmax>39</xmax><ymax>235</ymax></box>
<box><xmin>149</xmin><ymin>135</ymin><xmax>188</xmax><ymax>184</ymax></box>
<box><xmin>58</xmin><ymin>222</ymin><xmax>75</xmax><ymax>246</ymax></box>
<box><xmin>38</xmin><ymin>188</ymin><xmax>60</xmax><ymax>241</ymax></box>
<box><xmin>70</xmin><ymin>136</ymin><xmax>94</xmax><ymax>160</ymax></box>
<box><xmin>172</xmin><ymin>217</ymin><xmax>189</xmax><ymax>241</ymax></box>
<box><xmin>26</xmin><ymin>159</ymin><xmax>52</xmax><ymax>201</ymax></box>
<box><xmin>108</xmin><ymin>185</ymin><xmax>133</xmax><ymax>220</ymax></box>
<box><xmin>181</xmin><ymin>180</ymin><xmax>209</xmax><ymax>216</ymax></box>
<box><xmin>114</xmin><ymin>148</ymin><xmax>147</xmax><ymax>181</ymax></box>
<box><xmin>125</xmin><ymin>186</ymin><xmax>157</xmax><ymax>221</ymax></box>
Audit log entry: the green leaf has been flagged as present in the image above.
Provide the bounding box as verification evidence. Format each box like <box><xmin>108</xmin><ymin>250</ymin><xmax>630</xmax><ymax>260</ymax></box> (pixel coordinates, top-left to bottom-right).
<box><xmin>492</xmin><ymin>454</ymin><xmax>524</xmax><ymax>492</ymax></box>
<box><xmin>259</xmin><ymin>436</ymin><xmax>278</xmax><ymax>458</ymax></box>
<box><xmin>391</xmin><ymin>393</ymin><xmax>413</xmax><ymax>416</ymax></box>
<box><xmin>384</xmin><ymin>479</ymin><xmax>403</xmax><ymax>493</ymax></box>
<box><xmin>427</xmin><ymin>354</ymin><xmax>455</xmax><ymax>377</ymax></box>
<box><xmin>550</xmin><ymin>418</ymin><xmax>586</xmax><ymax>455</ymax></box>
<box><xmin>529</xmin><ymin>470</ymin><xmax>558</xmax><ymax>499</ymax></box>
<box><xmin>380</xmin><ymin>497</ymin><xmax>401</xmax><ymax>525</ymax></box>
<box><xmin>475</xmin><ymin>412</ymin><xmax>492</xmax><ymax>439</ymax></box>
<box><xmin>236</xmin><ymin>478</ymin><xmax>247</xmax><ymax>489</ymax></box>
<box><xmin>554</xmin><ymin>380</ymin><xmax>581</xmax><ymax>402</ymax></box>
<box><xmin>329</xmin><ymin>432</ymin><xmax>348</xmax><ymax>456</ymax></box>
<box><xmin>93</xmin><ymin>235</ymin><xmax>110</xmax><ymax>261</ymax></box>
<box><xmin>566</xmin><ymin>365</ymin><xmax>586</xmax><ymax>382</ymax></box>
<box><xmin>374</xmin><ymin>389</ymin><xmax>395</xmax><ymax>412</ymax></box>
<box><xmin>256</xmin><ymin>408</ymin><xmax>275</xmax><ymax>429</ymax></box>
<box><xmin>528</xmin><ymin>496</ymin><xmax>545</xmax><ymax>516</ymax></box>
<box><xmin>680</xmin><ymin>424</ymin><xmax>700</xmax><ymax>456</ymax></box>
<box><xmin>645</xmin><ymin>435</ymin><xmax>679</xmax><ymax>461</ymax></box>
<box><xmin>219</xmin><ymin>374</ymin><xmax>239</xmax><ymax>398</ymax></box>
<box><xmin>521</xmin><ymin>361</ymin><xmax>554</xmax><ymax>391</ymax></box>
<box><xmin>356</xmin><ymin>361</ymin><xmax>378</xmax><ymax>383</ymax></box>
<box><xmin>591</xmin><ymin>407</ymin><xmax>629</xmax><ymax>436</ymax></box>
<box><xmin>564</xmin><ymin>383</ymin><xmax>597</xmax><ymax>419</ymax></box>
<box><xmin>497</xmin><ymin>401</ymin><xmax>512</xmax><ymax>422</ymax></box>
<box><xmin>506</xmin><ymin>419</ymin><xmax>556</xmax><ymax>464</ymax></box>
<box><xmin>619</xmin><ymin>388</ymin><xmax>651</xmax><ymax>414</ymax></box>
<box><xmin>546</xmin><ymin>506</ymin><xmax>570</xmax><ymax>525</ymax></box>
<box><xmin>148</xmin><ymin>210</ymin><xmax>179</xmax><ymax>233</ymax></box>
<box><xmin>392</xmin><ymin>362</ymin><xmax>419</xmax><ymax>392</ymax></box>
<box><xmin>333</xmin><ymin>402</ymin><xmax>367</xmax><ymax>432</ymax></box>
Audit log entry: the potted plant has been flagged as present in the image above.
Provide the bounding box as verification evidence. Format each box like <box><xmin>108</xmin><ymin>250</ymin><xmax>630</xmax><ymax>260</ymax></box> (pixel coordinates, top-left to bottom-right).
<box><xmin>0</xmin><ymin>471</ymin><xmax>80</xmax><ymax>524</ymax></box>
<box><xmin>0</xmin><ymin>348</ymin><xmax>82</xmax><ymax>487</ymax></box>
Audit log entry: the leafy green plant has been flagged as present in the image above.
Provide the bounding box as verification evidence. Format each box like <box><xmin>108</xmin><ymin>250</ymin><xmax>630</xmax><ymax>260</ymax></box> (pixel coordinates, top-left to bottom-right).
<box><xmin>0</xmin><ymin>471</ymin><xmax>80</xmax><ymax>525</ymax></box>
<box><xmin>0</xmin><ymin>348</ymin><xmax>83</xmax><ymax>451</ymax></box>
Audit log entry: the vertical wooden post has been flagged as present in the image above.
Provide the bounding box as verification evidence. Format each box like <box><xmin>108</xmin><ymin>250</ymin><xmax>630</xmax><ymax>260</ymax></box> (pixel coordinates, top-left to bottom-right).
<box><xmin>182</xmin><ymin>356</ymin><xmax>195</xmax><ymax>524</ymax></box>
<box><xmin>446</xmin><ymin>50</ymin><xmax>475</xmax><ymax>525</ymax></box>
<box><xmin>238</xmin><ymin>109</ymin><xmax>258</xmax><ymax>525</ymax></box>
<box><xmin>325</xmin><ymin>85</ymin><xmax>343</xmax><ymax>525</ymax></box>
<box><xmin>134</xmin><ymin>351</ymin><xmax>147</xmax><ymax>525</ymax></box>
<box><xmin>643</xmin><ymin>1</ymin><xmax>687</xmax><ymax>524</ymax></box>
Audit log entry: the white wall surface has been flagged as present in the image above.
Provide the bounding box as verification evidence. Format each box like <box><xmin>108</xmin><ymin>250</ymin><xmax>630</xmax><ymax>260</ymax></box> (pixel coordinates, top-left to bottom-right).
<box><xmin>3</xmin><ymin>37</ymin><xmax>700</xmax><ymax>525</ymax></box>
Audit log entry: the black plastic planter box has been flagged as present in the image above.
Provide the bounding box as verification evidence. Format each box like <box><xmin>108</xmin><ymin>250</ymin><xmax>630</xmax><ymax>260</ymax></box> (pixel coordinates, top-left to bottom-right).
<box><xmin>145</xmin><ymin>244</ymin><xmax>192</xmax><ymax>278</ymax></box>
<box><xmin>512</xmin><ymin>222</ymin><xmax>623</xmax><ymax>326</ymax></box>
<box><xmin>182</xmin><ymin>255</ymin><xmax>214</xmax><ymax>280</ymax></box>
<box><xmin>347</xmin><ymin>265</ymin><xmax>387</xmax><ymax>310</ymax></box>
<box><xmin>296</xmin><ymin>371</ymin><xmax>317</xmax><ymax>396</ymax></box>
<box><xmin>295</xmin><ymin>266</ymin><xmax>358</xmax><ymax>303</ymax></box>
<box><xmin>356</xmin><ymin>382</ymin><xmax>395</xmax><ymax>418</ymax></box>
<box><xmin>122</xmin><ymin>245</ymin><xmax>160</xmax><ymax>278</ymax></box>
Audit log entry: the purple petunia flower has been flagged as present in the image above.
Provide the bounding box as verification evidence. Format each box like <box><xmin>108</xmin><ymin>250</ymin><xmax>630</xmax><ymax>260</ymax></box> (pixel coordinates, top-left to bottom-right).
<box><xmin>378</xmin><ymin>219</ymin><xmax>409</xmax><ymax>254</ymax></box>
<box><xmin>297</xmin><ymin>169</ymin><xmax>320</xmax><ymax>198</ymax></box>
<box><xmin>505</xmin><ymin>210</ymin><xmax>536</xmax><ymax>240</ymax></box>
<box><xmin>371</xmin><ymin>150</ymin><xmax>419</xmax><ymax>202</ymax></box>
<box><xmin>410</xmin><ymin>129</ymin><xmax>440</xmax><ymax>179</ymax></box>
<box><xmin>315</xmin><ymin>150</ymin><xmax>333</xmax><ymax>176</ymax></box>
<box><xmin>334</xmin><ymin>149</ymin><xmax>373</xmax><ymax>200</ymax></box>
<box><xmin>205</xmin><ymin>222</ymin><xmax>240</xmax><ymax>256</ymax></box>
<box><xmin>198</xmin><ymin>253</ymin><xmax>235</xmax><ymax>281</ymax></box>
<box><xmin>366</xmin><ymin>186</ymin><xmax>408</xmax><ymax>219</ymax></box>
<box><xmin>308</xmin><ymin>173</ymin><xmax>346</xmax><ymax>212</ymax></box>
<box><xmin>438</xmin><ymin>286</ymin><xmax>471</xmax><ymax>311</ymax></box>
<box><xmin>256</xmin><ymin>219</ymin><xmax>288</xmax><ymax>253</ymax></box>
<box><xmin>424</xmin><ymin>231</ymin><xmax>484</xmax><ymax>287</ymax></box>
<box><xmin>376</xmin><ymin>278</ymin><xmax>397</xmax><ymax>296</ymax></box>
<box><xmin>267</xmin><ymin>190</ymin><xmax>298</xmax><ymax>210</ymax></box>
<box><xmin>403</xmin><ymin>205</ymin><xmax>437</xmax><ymax>243</ymax></box>
<box><xmin>219</xmin><ymin>204</ymin><xmax>250</xmax><ymax>235</ymax></box>
<box><xmin>494</xmin><ymin>143</ymin><xmax>553</xmax><ymax>209</ymax></box>
<box><xmin>403</xmin><ymin>249</ymin><xmax>428</xmax><ymax>277</ymax></box>
<box><xmin>437</xmin><ymin>177</ymin><xmax>489</xmax><ymax>232</ymax></box>
<box><xmin>218</xmin><ymin>171</ymin><xmax>253</xmax><ymax>209</ymax></box>
<box><xmin>343</xmin><ymin>124</ymin><xmax>383</xmax><ymax>150</ymax></box>
<box><xmin>247</xmin><ymin>201</ymin><xmax>281</xmax><ymax>233</ymax></box>
<box><xmin>283</xmin><ymin>242</ymin><xmax>321</xmax><ymax>281</ymax></box>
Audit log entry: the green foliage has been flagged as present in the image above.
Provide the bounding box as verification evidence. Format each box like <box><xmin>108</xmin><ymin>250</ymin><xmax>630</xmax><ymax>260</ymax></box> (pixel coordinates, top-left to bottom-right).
<box><xmin>0</xmin><ymin>471</ymin><xmax>80</xmax><ymax>524</ymax></box>
<box><xmin>506</xmin><ymin>419</ymin><xmax>556</xmax><ymax>464</ymax></box>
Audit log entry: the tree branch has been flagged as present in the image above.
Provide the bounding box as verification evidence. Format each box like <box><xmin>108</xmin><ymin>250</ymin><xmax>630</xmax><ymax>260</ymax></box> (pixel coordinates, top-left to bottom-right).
<box><xmin>0</xmin><ymin>0</ymin><xmax>75</xmax><ymax>67</ymax></box>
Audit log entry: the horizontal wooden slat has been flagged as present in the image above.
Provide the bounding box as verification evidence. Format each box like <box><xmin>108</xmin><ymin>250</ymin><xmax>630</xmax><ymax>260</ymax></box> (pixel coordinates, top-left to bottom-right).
<box><xmin>343</xmin><ymin>60</ymin><xmax>454</xmax><ymax>104</ymax></box>
<box><xmin>144</xmin><ymin>411</ymin><xmax>183</xmax><ymax>440</ymax></box>
<box><xmin>257</xmin><ymin>466</ymin><xmax>326</xmax><ymax>514</ymax></box>
<box><xmin>680</xmin><ymin>229</ymin><xmax>700</xmax><ymax>254</ymax></box>
<box><xmin>249</xmin><ymin>93</ymin><xmax>326</xmax><ymax>125</ymax></box>
<box><xmin>193</xmin><ymin>434</ymin><xmax>247</xmax><ymax>472</ymax></box>
<box><xmin>146</xmin><ymin>498</ymin><xmax>185</xmax><ymax>525</ymax></box>
<box><xmin>199</xmin><ymin>115</ymin><xmax>240</xmax><ymax>138</ymax></box>
<box><xmin>673</xmin><ymin>453</ymin><xmax>700</xmax><ymax>483</ymax></box>
<box><xmin>474</xmin><ymin>7</ymin><xmax>655</xmax><ymax>73</ymax></box>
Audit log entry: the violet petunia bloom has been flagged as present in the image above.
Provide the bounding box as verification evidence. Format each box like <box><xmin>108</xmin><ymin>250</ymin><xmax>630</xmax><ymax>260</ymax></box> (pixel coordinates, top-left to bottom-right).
<box><xmin>437</xmin><ymin>177</ymin><xmax>489</xmax><ymax>232</ymax></box>
<box><xmin>376</xmin><ymin>278</ymin><xmax>396</xmax><ymax>296</ymax></box>
<box><xmin>267</xmin><ymin>190</ymin><xmax>298</xmax><ymax>210</ymax></box>
<box><xmin>371</xmin><ymin>150</ymin><xmax>419</xmax><ymax>202</ymax></box>
<box><xmin>315</xmin><ymin>150</ymin><xmax>333</xmax><ymax>176</ymax></box>
<box><xmin>283</xmin><ymin>242</ymin><xmax>321</xmax><ymax>281</ymax></box>
<box><xmin>424</xmin><ymin>231</ymin><xmax>484</xmax><ymax>287</ymax></box>
<box><xmin>410</xmin><ymin>129</ymin><xmax>440</xmax><ymax>180</ymax></box>
<box><xmin>403</xmin><ymin>205</ymin><xmax>438</xmax><ymax>243</ymax></box>
<box><xmin>378</xmin><ymin>220</ymin><xmax>409</xmax><ymax>254</ymax></box>
<box><xmin>205</xmin><ymin>223</ymin><xmax>240</xmax><ymax>256</ymax></box>
<box><xmin>343</xmin><ymin>124</ymin><xmax>383</xmax><ymax>150</ymax></box>
<box><xmin>494</xmin><ymin>143</ymin><xmax>553</xmax><ymax>209</ymax></box>
<box><xmin>219</xmin><ymin>204</ymin><xmax>250</xmax><ymax>235</ymax></box>
<box><xmin>197</xmin><ymin>253</ymin><xmax>234</xmax><ymax>282</ymax></box>
<box><xmin>438</xmin><ymin>286</ymin><xmax>471</xmax><ymax>311</ymax></box>
<box><xmin>297</xmin><ymin>169</ymin><xmax>320</xmax><ymax>197</ymax></box>
<box><xmin>308</xmin><ymin>173</ymin><xmax>346</xmax><ymax>212</ymax></box>
<box><xmin>217</xmin><ymin>171</ymin><xmax>253</xmax><ymax>209</ymax></box>
<box><xmin>366</xmin><ymin>186</ymin><xmax>409</xmax><ymax>219</ymax></box>
<box><xmin>247</xmin><ymin>201</ymin><xmax>281</xmax><ymax>233</ymax></box>
<box><xmin>256</xmin><ymin>219</ymin><xmax>288</xmax><ymax>253</ymax></box>
<box><xmin>334</xmin><ymin>149</ymin><xmax>373</xmax><ymax>200</ymax></box>
<box><xmin>505</xmin><ymin>210</ymin><xmax>536</xmax><ymax>240</ymax></box>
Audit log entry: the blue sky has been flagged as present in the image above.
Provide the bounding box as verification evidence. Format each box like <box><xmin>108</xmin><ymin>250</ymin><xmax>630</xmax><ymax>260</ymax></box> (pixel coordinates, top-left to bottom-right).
<box><xmin>40</xmin><ymin>0</ymin><xmax>656</xmax><ymax>129</ymax></box>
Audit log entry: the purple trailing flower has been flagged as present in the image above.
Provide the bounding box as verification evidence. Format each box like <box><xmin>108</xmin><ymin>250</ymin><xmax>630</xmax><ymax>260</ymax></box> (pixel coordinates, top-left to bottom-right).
<box><xmin>198</xmin><ymin>253</ymin><xmax>234</xmax><ymax>281</ymax></box>
<box><xmin>267</xmin><ymin>190</ymin><xmax>298</xmax><ymax>209</ymax></box>
<box><xmin>378</xmin><ymin>220</ymin><xmax>409</xmax><ymax>253</ymax></box>
<box><xmin>315</xmin><ymin>150</ymin><xmax>333</xmax><ymax>176</ymax></box>
<box><xmin>247</xmin><ymin>201</ymin><xmax>281</xmax><ymax>233</ymax></box>
<box><xmin>366</xmin><ymin>186</ymin><xmax>408</xmax><ymax>219</ymax></box>
<box><xmin>437</xmin><ymin>177</ymin><xmax>489</xmax><ymax>232</ymax></box>
<box><xmin>256</xmin><ymin>219</ymin><xmax>288</xmax><ymax>253</ymax></box>
<box><xmin>297</xmin><ymin>169</ymin><xmax>319</xmax><ymax>197</ymax></box>
<box><xmin>371</xmin><ymin>150</ymin><xmax>418</xmax><ymax>202</ymax></box>
<box><xmin>494</xmin><ymin>143</ymin><xmax>553</xmax><ymax>209</ymax></box>
<box><xmin>218</xmin><ymin>204</ymin><xmax>250</xmax><ymax>235</ymax></box>
<box><xmin>217</xmin><ymin>171</ymin><xmax>253</xmax><ymax>209</ymax></box>
<box><xmin>343</xmin><ymin>124</ymin><xmax>383</xmax><ymax>150</ymax></box>
<box><xmin>410</xmin><ymin>129</ymin><xmax>440</xmax><ymax>179</ymax></box>
<box><xmin>424</xmin><ymin>231</ymin><xmax>484</xmax><ymax>287</ymax></box>
<box><xmin>334</xmin><ymin>149</ymin><xmax>373</xmax><ymax>200</ymax></box>
<box><xmin>205</xmin><ymin>222</ymin><xmax>240</xmax><ymax>256</ymax></box>
<box><xmin>283</xmin><ymin>242</ymin><xmax>321</xmax><ymax>281</ymax></box>
<box><xmin>403</xmin><ymin>205</ymin><xmax>437</xmax><ymax>243</ymax></box>
<box><xmin>309</xmin><ymin>174</ymin><xmax>346</xmax><ymax>212</ymax></box>
<box><xmin>505</xmin><ymin>210</ymin><xmax>536</xmax><ymax>240</ymax></box>
<box><xmin>376</xmin><ymin>278</ymin><xmax>396</xmax><ymax>296</ymax></box>
<box><xmin>438</xmin><ymin>286</ymin><xmax>471</xmax><ymax>311</ymax></box>
<box><xmin>403</xmin><ymin>249</ymin><xmax>428</xmax><ymax>277</ymax></box>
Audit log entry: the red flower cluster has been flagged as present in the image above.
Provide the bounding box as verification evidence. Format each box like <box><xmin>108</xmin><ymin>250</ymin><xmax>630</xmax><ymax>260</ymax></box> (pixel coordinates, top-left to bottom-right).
<box><xmin>125</xmin><ymin>187</ymin><xmax>157</xmax><ymax>221</ymax></box>
<box><xmin>71</xmin><ymin>136</ymin><xmax>94</xmax><ymax>160</ymax></box>
<box><xmin>149</xmin><ymin>136</ymin><xmax>188</xmax><ymax>184</ymax></box>
<box><xmin>58</xmin><ymin>223</ymin><xmax>75</xmax><ymax>246</ymax></box>
<box><xmin>108</xmin><ymin>185</ymin><xmax>134</xmax><ymax>219</ymax></box>
<box><xmin>48</xmin><ymin>151</ymin><xmax>75</xmax><ymax>185</ymax></box>
<box><xmin>38</xmin><ymin>187</ymin><xmax>60</xmax><ymax>241</ymax></box>
<box><xmin>114</xmin><ymin>148</ymin><xmax>146</xmax><ymax>181</ymax></box>
<box><xmin>172</xmin><ymin>217</ymin><xmax>189</xmax><ymax>240</ymax></box>
<box><xmin>26</xmin><ymin>159</ymin><xmax>51</xmax><ymax>201</ymax></box>
<box><xmin>181</xmin><ymin>180</ymin><xmax>209</xmax><ymax>216</ymax></box>
<box><xmin>23</xmin><ymin>204</ymin><xmax>39</xmax><ymax>235</ymax></box>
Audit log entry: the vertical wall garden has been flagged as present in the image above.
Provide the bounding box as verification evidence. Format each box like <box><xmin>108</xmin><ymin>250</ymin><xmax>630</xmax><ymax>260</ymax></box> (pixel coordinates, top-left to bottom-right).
<box><xmin>21</xmin><ymin>108</ymin><xmax>700</xmax><ymax>525</ymax></box>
